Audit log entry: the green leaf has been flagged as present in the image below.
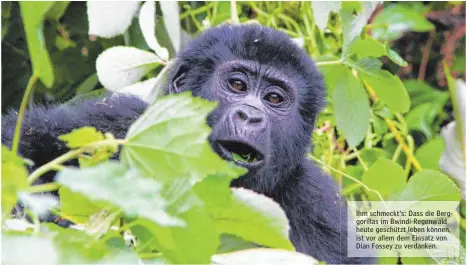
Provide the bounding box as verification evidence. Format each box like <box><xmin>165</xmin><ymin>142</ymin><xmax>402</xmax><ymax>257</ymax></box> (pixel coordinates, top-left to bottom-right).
<box><xmin>317</xmin><ymin>62</ymin><xmax>347</xmax><ymax>94</ymax></box>
<box><xmin>2</xmin><ymin>2</ymin><xmax>12</xmax><ymax>40</ymax></box>
<box><xmin>415</xmin><ymin>136</ymin><xmax>445</xmax><ymax>170</ymax></box>
<box><xmin>56</xmin><ymin>162</ymin><xmax>183</xmax><ymax>227</ymax></box>
<box><xmin>45</xmin><ymin>1</ymin><xmax>70</xmax><ymax>21</ymax></box>
<box><xmin>212</xmin><ymin>248</ymin><xmax>319</xmax><ymax>265</ymax></box>
<box><xmin>122</xmin><ymin>92</ymin><xmax>246</xmax><ymax>181</ymax></box>
<box><xmin>134</xmin><ymin>208</ymin><xmax>219</xmax><ymax>264</ymax></box>
<box><xmin>194</xmin><ymin>175</ymin><xmax>294</xmax><ymax>250</ymax></box>
<box><xmin>362</xmin><ymin>158</ymin><xmax>406</xmax><ymax>200</ymax></box>
<box><xmin>345</xmin><ymin>36</ymin><xmax>408</xmax><ymax>66</ymax></box>
<box><xmin>404</xmin><ymin>80</ymin><xmax>449</xmax><ymax>107</ymax></box>
<box><xmin>75</xmin><ymin>74</ymin><xmax>99</xmax><ymax>95</ymax></box>
<box><xmin>397</xmin><ymin>170</ymin><xmax>461</xmax><ymax>201</ymax></box>
<box><xmin>371</xmin><ymin>4</ymin><xmax>435</xmax><ymax>41</ymax></box>
<box><xmin>333</xmin><ymin>67</ymin><xmax>370</xmax><ymax>147</ymax></box>
<box><xmin>217</xmin><ymin>235</ymin><xmax>258</xmax><ymax>254</ymax></box>
<box><xmin>2</xmin><ymin>235</ymin><xmax>59</xmax><ymax>264</ymax></box>
<box><xmin>1</xmin><ymin>146</ymin><xmax>28</xmax><ymax>216</ymax></box>
<box><xmin>340</xmin><ymin>2</ymin><xmax>379</xmax><ymax>47</ymax></box>
<box><xmin>59</xmin><ymin>187</ymin><xmax>102</xmax><ymax>224</ymax></box>
<box><xmin>360</xmin><ymin>148</ymin><xmax>390</xmax><ymax>166</ymax></box>
<box><xmin>19</xmin><ymin>2</ymin><xmax>55</xmax><ymax>88</ymax></box>
<box><xmin>346</xmin><ymin>58</ymin><xmax>411</xmax><ymax>113</ymax></box>
<box><xmin>58</xmin><ymin>126</ymin><xmax>105</xmax><ymax>148</ymax></box>
<box><xmin>405</xmin><ymin>102</ymin><xmax>446</xmax><ymax>139</ymax></box>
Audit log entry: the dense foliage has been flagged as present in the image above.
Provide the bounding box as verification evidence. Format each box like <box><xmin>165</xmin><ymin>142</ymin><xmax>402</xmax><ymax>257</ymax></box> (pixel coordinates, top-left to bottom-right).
<box><xmin>1</xmin><ymin>1</ymin><xmax>466</xmax><ymax>264</ymax></box>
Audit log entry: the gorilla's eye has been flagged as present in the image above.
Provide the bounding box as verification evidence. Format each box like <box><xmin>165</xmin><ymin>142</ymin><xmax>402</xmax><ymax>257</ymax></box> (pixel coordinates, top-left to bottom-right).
<box><xmin>229</xmin><ymin>79</ymin><xmax>247</xmax><ymax>92</ymax></box>
<box><xmin>264</xmin><ymin>92</ymin><xmax>284</xmax><ymax>104</ymax></box>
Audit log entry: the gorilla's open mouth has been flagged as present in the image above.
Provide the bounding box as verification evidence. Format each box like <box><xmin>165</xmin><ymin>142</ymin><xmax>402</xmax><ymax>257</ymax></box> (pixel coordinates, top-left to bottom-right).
<box><xmin>216</xmin><ymin>140</ymin><xmax>265</xmax><ymax>167</ymax></box>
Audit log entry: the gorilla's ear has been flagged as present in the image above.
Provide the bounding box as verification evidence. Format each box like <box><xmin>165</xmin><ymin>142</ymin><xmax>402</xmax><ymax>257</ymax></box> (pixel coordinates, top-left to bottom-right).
<box><xmin>169</xmin><ymin>64</ymin><xmax>189</xmax><ymax>94</ymax></box>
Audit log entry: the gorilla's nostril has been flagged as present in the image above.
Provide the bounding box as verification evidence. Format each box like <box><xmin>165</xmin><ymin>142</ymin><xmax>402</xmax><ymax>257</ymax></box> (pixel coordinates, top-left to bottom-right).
<box><xmin>237</xmin><ymin>111</ymin><xmax>248</xmax><ymax>121</ymax></box>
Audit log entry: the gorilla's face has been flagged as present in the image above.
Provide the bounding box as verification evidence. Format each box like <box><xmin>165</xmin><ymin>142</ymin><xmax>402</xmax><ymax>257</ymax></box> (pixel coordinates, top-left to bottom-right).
<box><xmin>166</xmin><ymin>24</ymin><xmax>324</xmax><ymax>193</ymax></box>
<box><xmin>207</xmin><ymin>60</ymin><xmax>297</xmax><ymax>169</ymax></box>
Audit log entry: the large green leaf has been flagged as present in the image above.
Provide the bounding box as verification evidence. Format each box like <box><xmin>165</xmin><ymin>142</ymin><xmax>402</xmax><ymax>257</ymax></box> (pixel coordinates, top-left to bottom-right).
<box><xmin>415</xmin><ymin>136</ymin><xmax>445</xmax><ymax>170</ymax></box>
<box><xmin>371</xmin><ymin>3</ymin><xmax>435</xmax><ymax>41</ymax></box>
<box><xmin>405</xmin><ymin>101</ymin><xmax>446</xmax><ymax>139</ymax></box>
<box><xmin>397</xmin><ymin>170</ymin><xmax>461</xmax><ymax>201</ymax></box>
<box><xmin>346</xmin><ymin>58</ymin><xmax>411</xmax><ymax>113</ymax></box>
<box><xmin>404</xmin><ymin>80</ymin><xmax>449</xmax><ymax>107</ymax></box>
<box><xmin>56</xmin><ymin>162</ymin><xmax>183</xmax><ymax>227</ymax></box>
<box><xmin>333</xmin><ymin>67</ymin><xmax>370</xmax><ymax>147</ymax></box>
<box><xmin>1</xmin><ymin>146</ymin><xmax>28</xmax><ymax>216</ymax></box>
<box><xmin>362</xmin><ymin>158</ymin><xmax>406</xmax><ymax>200</ymax></box>
<box><xmin>122</xmin><ymin>92</ymin><xmax>246</xmax><ymax>181</ymax></box>
<box><xmin>2</xmin><ymin>235</ymin><xmax>59</xmax><ymax>265</ymax></box>
<box><xmin>345</xmin><ymin>36</ymin><xmax>407</xmax><ymax>66</ymax></box>
<box><xmin>19</xmin><ymin>2</ymin><xmax>55</xmax><ymax>88</ymax></box>
<box><xmin>194</xmin><ymin>175</ymin><xmax>294</xmax><ymax>251</ymax></box>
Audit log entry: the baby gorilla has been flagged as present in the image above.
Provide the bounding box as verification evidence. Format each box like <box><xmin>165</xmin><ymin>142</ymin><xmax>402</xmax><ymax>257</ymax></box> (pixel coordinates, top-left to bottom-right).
<box><xmin>2</xmin><ymin>24</ymin><xmax>374</xmax><ymax>264</ymax></box>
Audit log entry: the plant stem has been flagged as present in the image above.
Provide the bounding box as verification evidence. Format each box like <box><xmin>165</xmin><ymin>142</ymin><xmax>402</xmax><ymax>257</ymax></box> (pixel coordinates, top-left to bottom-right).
<box><xmin>24</xmin><ymin>183</ymin><xmax>62</xmax><ymax>193</ymax></box>
<box><xmin>12</xmin><ymin>74</ymin><xmax>38</xmax><ymax>155</ymax></box>
<box><xmin>362</xmin><ymin>80</ymin><xmax>423</xmax><ymax>172</ymax></box>
<box><xmin>230</xmin><ymin>0</ymin><xmax>239</xmax><ymax>24</ymax></box>
<box><xmin>315</xmin><ymin>59</ymin><xmax>343</xmax><ymax>66</ymax></box>
<box><xmin>309</xmin><ymin>154</ymin><xmax>385</xmax><ymax>203</ymax></box>
<box><xmin>27</xmin><ymin>139</ymin><xmax>126</xmax><ymax>185</ymax></box>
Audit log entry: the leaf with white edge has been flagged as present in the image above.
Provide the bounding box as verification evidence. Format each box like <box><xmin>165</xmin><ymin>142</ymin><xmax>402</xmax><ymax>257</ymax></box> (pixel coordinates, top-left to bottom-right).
<box><xmin>147</xmin><ymin>63</ymin><xmax>172</xmax><ymax>104</ymax></box>
<box><xmin>2</xmin><ymin>236</ymin><xmax>59</xmax><ymax>265</ymax></box>
<box><xmin>212</xmin><ymin>248</ymin><xmax>319</xmax><ymax>265</ymax></box>
<box><xmin>116</xmin><ymin>77</ymin><xmax>159</xmax><ymax>103</ymax></box>
<box><xmin>19</xmin><ymin>193</ymin><xmax>59</xmax><ymax>219</ymax></box>
<box><xmin>194</xmin><ymin>176</ymin><xmax>294</xmax><ymax>250</ymax></box>
<box><xmin>362</xmin><ymin>158</ymin><xmax>406</xmax><ymax>200</ymax></box>
<box><xmin>397</xmin><ymin>170</ymin><xmax>461</xmax><ymax>202</ymax></box>
<box><xmin>87</xmin><ymin>1</ymin><xmax>141</xmax><ymax>38</ymax></box>
<box><xmin>122</xmin><ymin>92</ymin><xmax>247</xmax><ymax>181</ymax></box>
<box><xmin>440</xmin><ymin>122</ymin><xmax>466</xmax><ymax>200</ymax></box>
<box><xmin>346</xmin><ymin>58</ymin><xmax>411</xmax><ymax>113</ymax></box>
<box><xmin>333</xmin><ymin>67</ymin><xmax>370</xmax><ymax>148</ymax></box>
<box><xmin>56</xmin><ymin>161</ymin><xmax>184</xmax><ymax>227</ymax></box>
<box><xmin>340</xmin><ymin>1</ymin><xmax>380</xmax><ymax>47</ymax></box>
<box><xmin>311</xmin><ymin>1</ymin><xmax>340</xmax><ymax>31</ymax></box>
<box><xmin>139</xmin><ymin>1</ymin><xmax>169</xmax><ymax>60</ymax></box>
<box><xmin>58</xmin><ymin>126</ymin><xmax>104</xmax><ymax>148</ymax></box>
<box><xmin>160</xmin><ymin>1</ymin><xmax>181</xmax><ymax>53</ymax></box>
<box><xmin>96</xmin><ymin>46</ymin><xmax>163</xmax><ymax>90</ymax></box>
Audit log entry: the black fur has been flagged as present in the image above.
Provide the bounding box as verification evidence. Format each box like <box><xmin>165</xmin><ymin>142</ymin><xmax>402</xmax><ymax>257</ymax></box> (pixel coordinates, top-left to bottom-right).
<box><xmin>2</xmin><ymin>24</ymin><xmax>374</xmax><ymax>264</ymax></box>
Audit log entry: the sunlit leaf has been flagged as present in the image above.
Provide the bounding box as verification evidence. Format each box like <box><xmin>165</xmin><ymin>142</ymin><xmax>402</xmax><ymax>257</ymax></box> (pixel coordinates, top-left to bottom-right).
<box><xmin>415</xmin><ymin>136</ymin><xmax>445</xmax><ymax>170</ymax></box>
<box><xmin>1</xmin><ymin>146</ymin><xmax>28</xmax><ymax>216</ymax></box>
<box><xmin>2</xmin><ymin>236</ymin><xmax>59</xmax><ymax>265</ymax></box>
<box><xmin>56</xmin><ymin>162</ymin><xmax>184</xmax><ymax>227</ymax></box>
<box><xmin>160</xmin><ymin>1</ymin><xmax>181</xmax><ymax>53</ymax></box>
<box><xmin>311</xmin><ymin>1</ymin><xmax>340</xmax><ymax>31</ymax></box>
<box><xmin>371</xmin><ymin>4</ymin><xmax>435</xmax><ymax>41</ymax></box>
<box><xmin>122</xmin><ymin>92</ymin><xmax>246</xmax><ymax>181</ymax></box>
<box><xmin>58</xmin><ymin>126</ymin><xmax>105</xmax><ymax>148</ymax></box>
<box><xmin>87</xmin><ymin>2</ymin><xmax>141</xmax><ymax>38</ymax></box>
<box><xmin>362</xmin><ymin>158</ymin><xmax>406</xmax><ymax>200</ymax></box>
<box><xmin>139</xmin><ymin>1</ymin><xmax>169</xmax><ymax>60</ymax></box>
<box><xmin>397</xmin><ymin>170</ymin><xmax>461</xmax><ymax>201</ymax></box>
<box><xmin>96</xmin><ymin>46</ymin><xmax>163</xmax><ymax>90</ymax></box>
<box><xmin>212</xmin><ymin>248</ymin><xmax>319</xmax><ymax>265</ymax></box>
<box><xmin>340</xmin><ymin>1</ymin><xmax>380</xmax><ymax>47</ymax></box>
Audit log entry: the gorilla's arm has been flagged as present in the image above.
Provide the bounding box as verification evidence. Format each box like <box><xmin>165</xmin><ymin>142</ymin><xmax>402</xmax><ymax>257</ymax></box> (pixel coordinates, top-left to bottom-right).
<box><xmin>275</xmin><ymin>159</ymin><xmax>375</xmax><ymax>264</ymax></box>
<box><xmin>1</xmin><ymin>95</ymin><xmax>147</xmax><ymax>185</ymax></box>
